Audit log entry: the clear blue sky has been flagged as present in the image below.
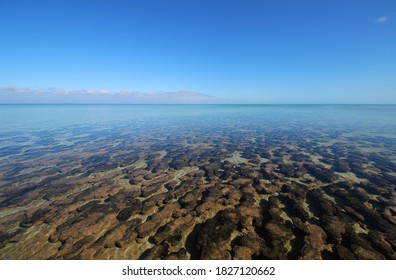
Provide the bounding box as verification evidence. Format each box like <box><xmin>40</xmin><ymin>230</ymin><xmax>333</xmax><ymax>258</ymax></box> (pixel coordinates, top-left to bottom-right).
<box><xmin>0</xmin><ymin>0</ymin><xmax>395</xmax><ymax>103</ymax></box>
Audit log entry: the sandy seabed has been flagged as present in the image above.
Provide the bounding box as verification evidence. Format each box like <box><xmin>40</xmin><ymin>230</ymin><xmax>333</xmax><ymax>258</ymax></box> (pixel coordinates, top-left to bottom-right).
<box><xmin>0</xmin><ymin>109</ymin><xmax>395</xmax><ymax>260</ymax></box>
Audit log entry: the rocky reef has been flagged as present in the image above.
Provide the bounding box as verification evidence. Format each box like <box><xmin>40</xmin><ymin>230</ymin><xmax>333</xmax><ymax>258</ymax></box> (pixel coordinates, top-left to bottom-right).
<box><xmin>0</xmin><ymin>112</ymin><xmax>395</xmax><ymax>260</ymax></box>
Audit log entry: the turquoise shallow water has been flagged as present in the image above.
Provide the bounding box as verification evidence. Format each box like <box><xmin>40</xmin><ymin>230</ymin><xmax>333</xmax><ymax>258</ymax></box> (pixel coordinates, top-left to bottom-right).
<box><xmin>1</xmin><ymin>104</ymin><xmax>396</xmax><ymax>134</ymax></box>
<box><xmin>0</xmin><ymin>105</ymin><xmax>395</xmax><ymax>259</ymax></box>
<box><xmin>0</xmin><ymin>105</ymin><xmax>395</xmax><ymax>160</ymax></box>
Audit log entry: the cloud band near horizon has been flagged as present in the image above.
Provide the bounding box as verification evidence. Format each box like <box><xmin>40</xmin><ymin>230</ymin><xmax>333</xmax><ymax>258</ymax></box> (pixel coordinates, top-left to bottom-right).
<box><xmin>0</xmin><ymin>86</ymin><xmax>223</xmax><ymax>104</ymax></box>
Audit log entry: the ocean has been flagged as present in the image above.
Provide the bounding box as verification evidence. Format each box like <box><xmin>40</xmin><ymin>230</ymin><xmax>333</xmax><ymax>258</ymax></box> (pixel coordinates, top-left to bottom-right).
<box><xmin>0</xmin><ymin>104</ymin><xmax>395</xmax><ymax>259</ymax></box>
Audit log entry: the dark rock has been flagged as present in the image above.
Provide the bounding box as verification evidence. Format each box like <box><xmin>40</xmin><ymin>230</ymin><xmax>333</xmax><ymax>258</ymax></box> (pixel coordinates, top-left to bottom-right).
<box><xmin>240</xmin><ymin>192</ymin><xmax>255</xmax><ymax>206</ymax></box>
<box><xmin>77</xmin><ymin>200</ymin><xmax>101</xmax><ymax>213</ymax></box>
<box><xmin>153</xmin><ymin>213</ymin><xmax>195</xmax><ymax>245</ymax></box>
<box><xmin>367</xmin><ymin>230</ymin><xmax>395</xmax><ymax>259</ymax></box>
<box><xmin>264</xmin><ymin>222</ymin><xmax>294</xmax><ymax>259</ymax></box>
<box><xmin>334</xmin><ymin>245</ymin><xmax>356</xmax><ymax>260</ymax></box>
<box><xmin>142</xmin><ymin>193</ymin><xmax>169</xmax><ymax>214</ymax></box>
<box><xmin>232</xmin><ymin>233</ymin><xmax>268</xmax><ymax>260</ymax></box>
<box><xmin>196</xmin><ymin>209</ymin><xmax>240</xmax><ymax>259</ymax></box>
<box><xmin>141</xmin><ymin>184</ymin><xmax>162</xmax><ymax>197</ymax></box>
<box><xmin>140</xmin><ymin>243</ymin><xmax>169</xmax><ymax>260</ymax></box>
<box><xmin>116</xmin><ymin>201</ymin><xmax>142</xmax><ymax>222</ymax></box>
<box><xmin>278</xmin><ymin>164</ymin><xmax>295</xmax><ymax>177</ymax></box>
<box><xmin>299</xmin><ymin>224</ymin><xmax>327</xmax><ymax>260</ymax></box>
<box><xmin>332</xmin><ymin>159</ymin><xmax>350</xmax><ymax>173</ymax></box>
<box><xmin>164</xmin><ymin>248</ymin><xmax>188</xmax><ymax>260</ymax></box>
<box><xmin>20</xmin><ymin>207</ymin><xmax>52</xmax><ymax>228</ymax></box>
<box><xmin>48</xmin><ymin>235</ymin><xmax>58</xmax><ymax>243</ymax></box>
<box><xmin>304</xmin><ymin>164</ymin><xmax>336</xmax><ymax>183</ymax></box>
<box><xmin>351</xmin><ymin>245</ymin><xmax>386</xmax><ymax>260</ymax></box>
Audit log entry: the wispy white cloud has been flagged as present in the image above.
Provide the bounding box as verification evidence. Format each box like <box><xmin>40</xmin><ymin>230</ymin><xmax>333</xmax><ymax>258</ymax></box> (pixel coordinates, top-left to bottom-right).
<box><xmin>0</xmin><ymin>86</ymin><xmax>138</xmax><ymax>96</ymax></box>
<box><xmin>375</xmin><ymin>15</ymin><xmax>388</xmax><ymax>24</ymax></box>
<box><xmin>0</xmin><ymin>86</ymin><xmax>219</xmax><ymax>104</ymax></box>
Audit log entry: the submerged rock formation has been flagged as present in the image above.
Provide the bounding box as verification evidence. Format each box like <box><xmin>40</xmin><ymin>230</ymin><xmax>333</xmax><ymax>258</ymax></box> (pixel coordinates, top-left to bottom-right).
<box><xmin>0</xmin><ymin>112</ymin><xmax>395</xmax><ymax>260</ymax></box>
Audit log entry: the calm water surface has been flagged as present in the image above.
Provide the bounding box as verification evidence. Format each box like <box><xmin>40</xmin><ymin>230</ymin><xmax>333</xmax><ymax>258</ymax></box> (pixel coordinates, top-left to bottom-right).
<box><xmin>0</xmin><ymin>105</ymin><xmax>395</xmax><ymax>260</ymax></box>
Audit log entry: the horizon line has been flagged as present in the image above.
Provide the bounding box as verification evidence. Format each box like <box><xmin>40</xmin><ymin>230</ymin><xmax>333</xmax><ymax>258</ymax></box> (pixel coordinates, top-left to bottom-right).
<box><xmin>1</xmin><ymin>103</ymin><xmax>395</xmax><ymax>106</ymax></box>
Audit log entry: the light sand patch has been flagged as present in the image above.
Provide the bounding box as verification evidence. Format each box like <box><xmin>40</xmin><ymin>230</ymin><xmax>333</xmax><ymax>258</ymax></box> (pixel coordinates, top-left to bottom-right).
<box><xmin>174</xmin><ymin>166</ymin><xmax>199</xmax><ymax>181</ymax></box>
<box><xmin>364</xmin><ymin>201</ymin><xmax>373</xmax><ymax>209</ymax></box>
<box><xmin>227</xmin><ymin>231</ymin><xmax>243</xmax><ymax>251</ymax></box>
<box><xmin>301</xmin><ymin>200</ymin><xmax>313</xmax><ymax>219</ymax></box>
<box><xmin>353</xmin><ymin>223</ymin><xmax>369</xmax><ymax>234</ymax></box>
<box><xmin>280</xmin><ymin>211</ymin><xmax>293</xmax><ymax>223</ymax></box>
<box><xmin>282</xmin><ymin>157</ymin><xmax>294</xmax><ymax>165</ymax></box>
<box><xmin>222</xmin><ymin>151</ymin><xmax>248</xmax><ymax>165</ymax></box>
<box><xmin>257</xmin><ymin>155</ymin><xmax>270</xmax><ymax>164</ymax></box>
<box><xmin>0</xmin><ymin>222</ymin><xmax>54</xmax><ymax>259</ymax></box>
<box><xmin>322</xmin><ymin>193</ymin><xmax>337</xmax><ymax>204</ymax></box>
<box><xmin>284</xmin><ymin>240</ymin><xmax>292</xmax><ymax>254</ymax></box>
<box><xmin>278</xmin><ymin>202</ymin><xmax>293</xmax><ymax>223</ymax></box>
<box><xmin>387</xmin><ymin>172</ymin><xmax>396</xmax><ymax>179</ymax></box>
<box><xmin>157</xmin><ymin>150</ymin><xmax>167</xmax><ymax>160</ymax></box>
<box><xmin>335</xmin><ymin>172</ymin><xmax>367</xmax><ymax>183</ymax></box>
<box><xmin>324</xmin><ymin>244</ymin><xmax>334</xmax><ymax>253</ymax></box>
<box><xmin>312</xmin><ymin>155</ymin><xmax>332</xmax><ymax>169</ymax></box>
<box><xmin>299</xmin><ymin>151</ymin><xmax>333</xmax><ymax>169</ymax></box>
<box><xmin>0</xmin><ymin>198</ymin><xmax>47</xmax><ymax>219</ymax></box>
<box><xmin>366</xmin><ymin>193</ymin><xmax>379</xmax><ymax>201</ymax></box>
<box><xmin>115</xmin><ymin>240</ymin><xmax>154</xmax><ymax>259</ymax></box>
<box><xmin>129</xmin><ymin>159</ymin><xmax>147</xmax><ymax>170</ymax></box>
